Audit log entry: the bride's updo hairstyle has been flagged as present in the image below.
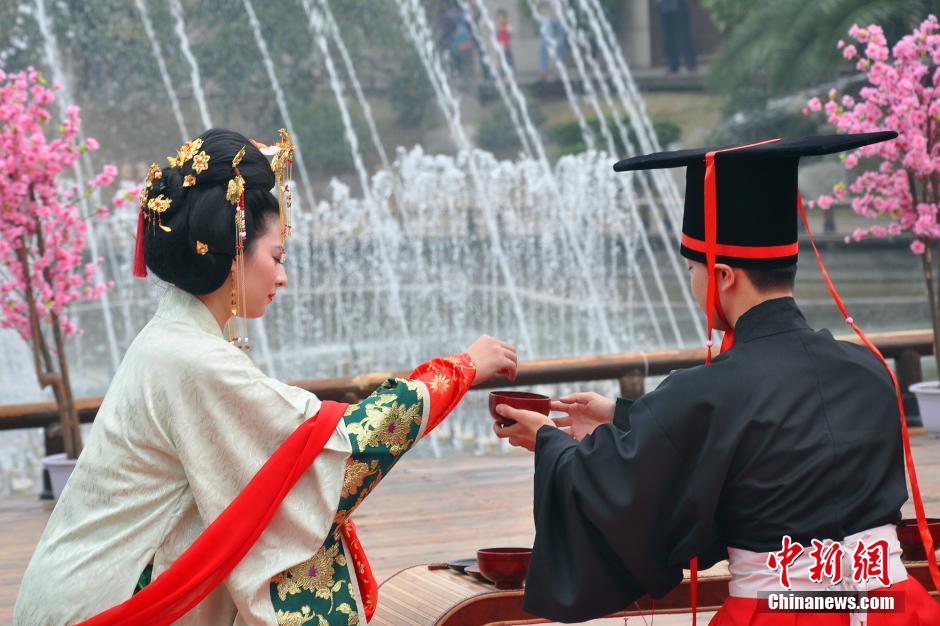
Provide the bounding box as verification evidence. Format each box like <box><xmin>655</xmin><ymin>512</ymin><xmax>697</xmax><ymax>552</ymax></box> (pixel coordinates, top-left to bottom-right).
<box><xmin>141</xmin><ymin>128</ymin><xmax>279</xmax><ymax>295</ymax></box>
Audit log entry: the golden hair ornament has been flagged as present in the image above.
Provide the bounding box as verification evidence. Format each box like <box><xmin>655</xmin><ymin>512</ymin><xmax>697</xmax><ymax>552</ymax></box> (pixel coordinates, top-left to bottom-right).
<box><xmin>146</xmin><ymin>194</ymin><xmax>173</xmax><ymax>233</ymax></box>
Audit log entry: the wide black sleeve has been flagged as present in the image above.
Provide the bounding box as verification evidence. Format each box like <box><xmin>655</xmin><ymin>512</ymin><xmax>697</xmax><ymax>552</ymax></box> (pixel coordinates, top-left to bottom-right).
<box><xmin>523</xmin><ymin>375</ymin><xmax>729</xmax><ymax>623</ymax></box>
<box><xmin>612</xmin><ymin>397</ymin><xmax>634</xmax><ymax>430</ymax></box>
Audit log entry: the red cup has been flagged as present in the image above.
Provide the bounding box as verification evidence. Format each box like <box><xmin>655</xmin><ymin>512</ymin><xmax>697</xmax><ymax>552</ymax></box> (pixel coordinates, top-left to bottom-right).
<box><xmin>897</xmin><ymin>518</ymin><xmax>940</xmax><ymax>561</ymax></box>
<box><xmin>489</xmin><ymin>391</ymin><xmax>551</xmax><ymax>426</ymax></box>
<box><xmin>476</xmin><ymin>547</ymin><xmax>532</xmax><ymax>589</ymax></box>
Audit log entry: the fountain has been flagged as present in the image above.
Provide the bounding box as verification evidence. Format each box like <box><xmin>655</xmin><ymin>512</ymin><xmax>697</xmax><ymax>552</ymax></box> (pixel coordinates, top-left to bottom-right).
<box><xmin>0</xmin><ymin>0</ymin><xmax>706</xmax><ymax>494</ymax></box>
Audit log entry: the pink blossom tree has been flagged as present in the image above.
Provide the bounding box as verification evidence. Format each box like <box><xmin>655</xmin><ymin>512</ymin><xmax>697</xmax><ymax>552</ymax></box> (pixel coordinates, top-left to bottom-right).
<box><xmin>805</xmin><ymin>15</ymin><xmax>940</xmax><ymax>375</ymax></box>
<box><xmin>0</xmin><ymin>67</ymin><xmax>128</xmax><ymax>459</ymax></box>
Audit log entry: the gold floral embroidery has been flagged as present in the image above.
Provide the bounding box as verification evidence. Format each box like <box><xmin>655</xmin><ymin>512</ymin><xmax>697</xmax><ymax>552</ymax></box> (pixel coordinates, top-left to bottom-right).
<box><xmin>342</xmin><ymin>459</ymin><xmax>379</xmax><ymax>499</ymax></box>
<box><xmin>346</xmin><ymin>395</ymin><xmax>421</xmax><ymax>456</ymax></box>
<box><xmin>275</xmin><ymin>543</ymin><xmax>340</xmax><ymax>601</ymax></box>
<box><xmin>275</xmin><ymin>606</ymin><xmax>317</xmax><ymax>626</ymax></box>
<box><xmin>402</xmin><ymin>378</ymin><xmax>421</xmax><ymax>393</ymax></box>
<box><xmin>337</xmin><ymin>602</ymin><xmax>359</xmax><ymax>625</ymax></box>
<box><xmin>429</xmin><ymin>374</ymin><xmax>451</xmax><ymax>393</ymax></box>
<box><xmin>444</xmin><ymin>353</ymin><xmax>476</xmax><ymax>376</ymax></box>
<box><xmin>333</xmin><ymin>511</ymin><xmax>347</xmax><ymax>527</ymax></box>
<box><xmin>345</xmin><ymin>468</ymin><xmax>385</xmax><ymax>517</ymax></box>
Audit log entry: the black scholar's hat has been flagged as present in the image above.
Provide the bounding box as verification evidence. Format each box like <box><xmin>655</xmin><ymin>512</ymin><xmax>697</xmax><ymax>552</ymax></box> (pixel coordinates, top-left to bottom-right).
<box><xmin>613</xmin><ymin>132</ymin><xmax>898</xmax><ymax>269</ymax></box>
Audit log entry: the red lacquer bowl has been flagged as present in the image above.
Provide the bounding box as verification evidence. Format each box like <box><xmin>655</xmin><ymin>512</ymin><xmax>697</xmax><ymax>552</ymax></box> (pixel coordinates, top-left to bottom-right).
<box><xmin>897</xmin><ymin>518</ymin><xmax>940</xmax><ymax>561</ymax></box>
<box><xmin>488</xmin><ymin>391</ymin><xmax>551</xmax><ymax>426</ymax></box>
<box><xmin>476</xmin><ymin>547</ymin><xmax>532</xmax><ymax>589</ymax></box>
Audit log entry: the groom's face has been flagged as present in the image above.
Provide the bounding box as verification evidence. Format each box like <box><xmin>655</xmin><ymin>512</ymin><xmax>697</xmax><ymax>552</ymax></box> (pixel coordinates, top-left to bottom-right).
<box><xmin>687</xmin><ymin>260</ymin><xmax>707</xmax><ymax>312</ymax></box>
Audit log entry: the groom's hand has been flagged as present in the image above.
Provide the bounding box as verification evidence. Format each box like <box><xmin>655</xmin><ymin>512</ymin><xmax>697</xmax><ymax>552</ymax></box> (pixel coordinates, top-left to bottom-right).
<box><xmin>550</xmin><ymin>392</ymin><xmax>615</xmax><ymax>441</ymax></box>
<box><xmin>492</xmin><ymin>405</ymin><xmax>555</xmax><ymax>452</ymax></box>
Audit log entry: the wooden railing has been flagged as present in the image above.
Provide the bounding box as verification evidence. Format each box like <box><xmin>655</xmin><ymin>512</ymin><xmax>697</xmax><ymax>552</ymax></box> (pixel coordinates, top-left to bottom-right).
<box><xmin>0</xmin><ymin>329</ymin><xmax>933</xmax><ymax>458</ymax></box>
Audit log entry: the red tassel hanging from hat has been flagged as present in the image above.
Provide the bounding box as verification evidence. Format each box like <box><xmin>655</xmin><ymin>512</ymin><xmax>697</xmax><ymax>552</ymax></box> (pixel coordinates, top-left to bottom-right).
<box><xmin>693</xmin><ymin>138</ymin><xmax>781</xmax><ymax>626</ymax></box>
<box><xmin>132</xmin><ymin>205</ymin><xmax>147</xmax><ymax>278</ymax></box>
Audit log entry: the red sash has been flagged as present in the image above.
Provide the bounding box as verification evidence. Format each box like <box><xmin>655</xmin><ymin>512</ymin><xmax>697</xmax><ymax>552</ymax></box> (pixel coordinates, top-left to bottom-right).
<box><xmin>76</xmin><ymin>400</ymin><xmax>377</xmax><ymax>625</ymax></box>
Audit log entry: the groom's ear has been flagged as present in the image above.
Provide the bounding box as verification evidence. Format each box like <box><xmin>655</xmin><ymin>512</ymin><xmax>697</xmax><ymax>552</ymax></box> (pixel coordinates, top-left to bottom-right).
<box><xmin>714</xmin><ymin>263</ymin><xmax>736</xmax><ymax>292</ymax></box>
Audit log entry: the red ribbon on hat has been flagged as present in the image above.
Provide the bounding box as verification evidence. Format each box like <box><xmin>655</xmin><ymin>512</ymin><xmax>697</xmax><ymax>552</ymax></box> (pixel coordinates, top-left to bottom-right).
<box><xmin>680</xmin><ymin>234</ymin><xmax>799</xmax><ymax>259</ymax></box>
<box><xmin>691</xmin><ymin>138</ymin><xmax>782</xmax><ymax>626</ymax></box>
<box><xmin>701</xmin><ymin>138</ymin><xmax>781</xmax><ymax>364</ymax></box>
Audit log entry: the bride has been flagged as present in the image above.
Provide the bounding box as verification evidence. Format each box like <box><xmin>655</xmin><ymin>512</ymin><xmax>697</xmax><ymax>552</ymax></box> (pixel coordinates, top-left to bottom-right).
<box><xmin>15</xmin><ymin>128</ymin><xmax>517</xmax><ymax>625</ymax></box>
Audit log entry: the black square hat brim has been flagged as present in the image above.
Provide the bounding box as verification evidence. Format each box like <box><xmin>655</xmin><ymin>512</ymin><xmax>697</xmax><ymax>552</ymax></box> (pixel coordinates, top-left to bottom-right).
<box><xmin>612</xmin><ymin>131</ymin><xmax>897</xmax><ymax>172</ymax></box>
<box><xmin>611</xmin><ymin>131</ymin><xmax>898</xmax><ymax>269</ymax></box>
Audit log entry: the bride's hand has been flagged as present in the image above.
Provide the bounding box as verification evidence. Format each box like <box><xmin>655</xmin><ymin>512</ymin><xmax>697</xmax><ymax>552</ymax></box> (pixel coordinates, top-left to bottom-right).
<box><xmin>464</xmin><ymin>335</ymin><xmax>518</xmax><ymax>385</ymax></box>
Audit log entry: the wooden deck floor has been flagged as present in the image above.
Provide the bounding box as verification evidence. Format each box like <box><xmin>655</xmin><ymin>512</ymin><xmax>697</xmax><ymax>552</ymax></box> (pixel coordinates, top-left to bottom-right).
<box><xmin>3</xmin><ymin>433</ymin><xmax>940</xmax><ymax>625</ymax></box>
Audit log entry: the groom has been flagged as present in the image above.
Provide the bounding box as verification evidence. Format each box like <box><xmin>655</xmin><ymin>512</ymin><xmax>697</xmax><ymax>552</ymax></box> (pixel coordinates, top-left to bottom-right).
<box><xmin>494</xmin><ymin>132</ymin><xmax>940</xmax><ymax>624</ymax></box>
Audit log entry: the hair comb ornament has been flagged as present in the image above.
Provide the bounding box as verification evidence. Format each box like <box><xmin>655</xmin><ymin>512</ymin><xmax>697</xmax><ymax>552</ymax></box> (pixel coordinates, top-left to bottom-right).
<box><xmin>227</xmin><ymin>144</ymin><xmax>250</xmax><ymax>352</ymax></box>
<box><xmin>167</xmin><ymin>137</ymin><xmax>203</xmax><ymax>168</ymax></box>
<box><xmin>251</xmin><ymin>128</ymin><xmax>294</xmax><ymax>244</ymax></box>
<box><xmin>191</xmin><ymin>151</ymin><xmax>210</xmax><ymax>174</ymax></box>
<box><xmin>139</xmin><ymin>163</ymin><xmax>172</xmax><ymax>237</ymax></box>
<box><xmin>146</xmin><ymin>195</ymin><xmax>173</xmax><ymax>233</ymax></box>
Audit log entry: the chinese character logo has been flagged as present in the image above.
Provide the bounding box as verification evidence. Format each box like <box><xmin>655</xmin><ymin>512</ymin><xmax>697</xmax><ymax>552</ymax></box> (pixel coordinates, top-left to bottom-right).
<box><xmin>766</xmin><ymin>536</ymin><xmax>805</xmax><ymax>589</ymax></box>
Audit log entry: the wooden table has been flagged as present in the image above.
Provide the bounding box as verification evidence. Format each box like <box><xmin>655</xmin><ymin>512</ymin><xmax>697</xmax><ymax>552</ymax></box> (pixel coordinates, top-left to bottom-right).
<box><xmin>372</xmin><ymin>562</ymin><xmax>938</xmax><ymax>626</ymax></box>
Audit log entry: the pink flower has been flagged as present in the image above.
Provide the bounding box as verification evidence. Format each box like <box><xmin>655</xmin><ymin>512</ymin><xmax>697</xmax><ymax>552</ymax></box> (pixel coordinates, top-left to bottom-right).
<box><xmin>912</xmin><ymin>240</ymin><xmax>927</xmax><ymax>254</ymax></box>
<box><xmin>843</xmin><ymin>45</ymin><xmax>858</xmax><ymax>60</ymax></box>
<box><xmin>817</xmin><ymin>195</ymin><xmax>834</xmax><ymax>210</ymax></box>
<box><xmin>0</xmin><ymin>69</ymin><xmax>118</xmax><ymax>346</ymax></box>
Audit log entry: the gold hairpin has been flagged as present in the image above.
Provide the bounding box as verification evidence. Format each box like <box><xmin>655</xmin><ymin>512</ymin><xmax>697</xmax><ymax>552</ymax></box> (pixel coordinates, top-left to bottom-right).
<box><xmin>167</xmin><ymin>137</ymin><xmax>204</xmax><ymax>168</ymax></box>
<box><xmin>226</xmin><ymin>174</ymin><xmax>245</xmax><ymax>206</ymax></box>
<box><xmin>232</xmin><ymin>145</ymin><xmax>247</xmax><ymax>168</ymax></box>
<box><xmin>228</xmin><ymin>144</ymin><xmax>250</xmax><ymax>352</ymax></box>
<box><xmin>192</xmin><ymin>151</ymin><xmax>210</xmax><ymax>173</ymax></box>
<box><xmin>195</xmin><ymin>240</ymin><xmax>209</xmax><ymax>255</ymax></box>
<box><xmin>145</xmin><ymin>162</ymin><xmax>162</xmax><ymax>188</ymax></box>
<box><xmin>254</xmin><ymin>128</ymin><xmax>295</xmax><ymax>243</ymax></box>
<box><xmin>146</xmin><ymin>194</ymin><xmax>173</xmax><ymax>232</ymax></box>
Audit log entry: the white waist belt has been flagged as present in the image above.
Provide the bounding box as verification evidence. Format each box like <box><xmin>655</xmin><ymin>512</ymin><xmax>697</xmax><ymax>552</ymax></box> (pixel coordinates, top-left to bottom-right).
<box><xmin>727</xmin><ymin>524</ymin><xmax>906</xmax><ymax>626</ymax></box>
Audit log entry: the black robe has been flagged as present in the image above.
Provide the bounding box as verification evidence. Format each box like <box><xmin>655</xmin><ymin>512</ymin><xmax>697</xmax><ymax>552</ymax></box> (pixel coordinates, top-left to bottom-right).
<box><xmin>524</xmin><ymin>297</ymin><xmax>907</xmax><ymax>622</ymax></box>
